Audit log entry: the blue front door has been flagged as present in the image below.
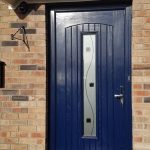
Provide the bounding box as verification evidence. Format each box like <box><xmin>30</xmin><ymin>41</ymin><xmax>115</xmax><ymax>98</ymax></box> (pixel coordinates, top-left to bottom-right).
<box><xmin>49</xmin><ymin>5</ymin><xmax>132</xmax><ymax>150</ymax></box>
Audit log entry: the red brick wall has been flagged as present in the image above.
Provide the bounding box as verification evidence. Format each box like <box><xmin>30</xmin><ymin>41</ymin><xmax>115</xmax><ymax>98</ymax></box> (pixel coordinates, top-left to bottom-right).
<box><xmin>0</xmin><ymin>2</ymin><xmax>46</xmax><ymax>150</ymax></box>
<box><xmin>132</xmin><ymin>0</ymin><xmax>150</xmax><ymax>150</ymax></box>
<box><xmin>0</xmin><ymin>0</ymin><xmax>150</xmax><ymax>150</ymax></box>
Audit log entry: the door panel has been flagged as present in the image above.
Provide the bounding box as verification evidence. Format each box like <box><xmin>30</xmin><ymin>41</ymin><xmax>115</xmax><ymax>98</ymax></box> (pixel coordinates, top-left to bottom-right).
<box><xmin>49</xmin><ymin>6</ymin><xmax>132</xmax><ymax>150</ymax></box>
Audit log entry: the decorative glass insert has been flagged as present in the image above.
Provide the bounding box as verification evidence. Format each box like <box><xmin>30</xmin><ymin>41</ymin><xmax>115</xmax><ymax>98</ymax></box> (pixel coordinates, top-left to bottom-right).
<box><xmin>83</xmin><ymin>34</ymin><xmax>96</xmax><ymax>137</ymax></box>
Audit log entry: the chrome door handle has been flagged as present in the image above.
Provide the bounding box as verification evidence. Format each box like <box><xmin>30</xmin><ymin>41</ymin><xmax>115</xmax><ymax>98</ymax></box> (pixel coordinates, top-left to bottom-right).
<box><xmin>114</xmin><ymin>94</ymin><xmax>123</xmax><ymax>99</ymax></box>
<box><xmin>114</xmin><ymin>86</ymin><xmax>124</xmax><ymax>106</ymax></box>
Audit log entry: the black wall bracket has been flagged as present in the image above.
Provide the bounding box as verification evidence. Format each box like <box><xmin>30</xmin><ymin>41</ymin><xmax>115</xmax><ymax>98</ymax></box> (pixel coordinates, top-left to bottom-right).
<box><xmin>11</xmin><ymin>26</ymin><xmax>30</xmax><ymax>51</ymax></box>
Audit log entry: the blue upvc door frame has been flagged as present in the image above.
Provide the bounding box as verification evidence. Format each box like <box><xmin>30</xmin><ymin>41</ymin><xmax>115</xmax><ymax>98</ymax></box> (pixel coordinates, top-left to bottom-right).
<box><xmin>46</xmin><ymin>3</ymin><xmax>132</xmax><ymax>150</ymax></box>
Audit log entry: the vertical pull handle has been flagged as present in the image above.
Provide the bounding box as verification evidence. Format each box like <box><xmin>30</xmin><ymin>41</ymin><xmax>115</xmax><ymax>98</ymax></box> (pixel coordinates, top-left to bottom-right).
<box><xmin>114</xmin><ymin>86</ymin><xmax>124</xmax><ymax>106</ymax></box>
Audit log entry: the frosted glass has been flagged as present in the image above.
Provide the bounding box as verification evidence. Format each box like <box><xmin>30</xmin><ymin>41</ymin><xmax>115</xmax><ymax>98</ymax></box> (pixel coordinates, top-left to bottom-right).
<box><xmin>83</xmin><ymin>34</ymin><xmax>96</xmax><ymax>137</ymax></box>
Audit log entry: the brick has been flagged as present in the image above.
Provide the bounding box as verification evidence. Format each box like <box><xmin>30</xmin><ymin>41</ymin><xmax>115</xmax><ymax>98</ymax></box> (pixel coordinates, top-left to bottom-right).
<box><xmin>30</xmin><ymin>59</ymin><xmax>44</xmax><ymax>65</ymax></box>
<box><xmin>144</xmin><ymin>24</ymin><xmax>150</xmax><ymax>29</ymax></box>
<box><xmin>4</xmin><ymin>138</ymin><xmax>18</xmax><ymax>144</ymax></box>
<box><xmin>142</xmin><ymin>31</ymin><xmax>150</xmax><ymax>36</ymax></box>
<box><xmin>31</xmin><ymin>71</ymin><xmax>45</xmax><ymax>76</ymax></box>
<box><xmin>7</xmin><ymin>72</ymin><xmax>30</xmax><ymax>78</ymax></box>
<box><xmin>133</xmin><ymin>70</ymin><xmax>143</xmax><ymax>76</ymax></box>
<box><xmin>28</xmin><ymin>144</ymin><xmax>45</xmax><ymax>150</ymax></box>
<box><xmin>133</xmin><ymin>38</ymin><xmax>141</xmax><ymax>48</ymax></box>
<box><xmin>133</xmin><ymin>84</ymin><xmax>143</xmax><ymax>89</ymax></box>
<box><xmin>28</xmin><ymin>108</ymin><xmax>45</xmax><ymax>113</ymax></box>
<box><xmin>6</xmin><ymin>78</ymin><xmax>20</xmax><ymax>84</ymax></box>
<box><xmin>133</xmin><ymin>17</ymin><xmax>144</xmax><ymax>24</ymax></box>
<box><xmin>12</xmin><ymin>47</ymin><xmax>28</xmax><ymax>52</ymax></box>
<box><xmin>19</xmin><ymin>113</ymin><xmax>36</xmax><ymax>119</ymax></box>
<box><xmin>133</xmin><ymin>24</ymin><xmax>143</xmax><ymax>31</ymax></box>
<box><xmin>0</xmin><ymin>23</ymin><xmax>9</xmax><ymax>28</ymax></box>
<box><xmin>13</xmin><ymin>59</ymin><xmax>28</xmax><ymax>64</ymax></box>
<box><xmin>9</xmin><ymin>120</ymin><xmax>28</xmax><ymax>126</ymax></box>
<box><xmin>0</xmin><ymin>120</ymin><xmax>9</xmax><ymax>125</ymax></box>
<box><xmin>0</xmin><ymin>126</ymin><xmax>18</xmax><ymax>132</ymax></box>
<box><xmin>37</xmin><ymin>66</ymin><xmax>46</xmax><ymax>70</ymax></box>
<box><xmin>144</xmin><ymin>124</ymin><xmax>150</xmax><ymax>129</ymax></box>
<box><xmin>1</xmin><ymin>41</ymin><xmax>18</xmax><ymax>46</ymax></box>
<box><xmin>37</xmin><ymin>126</ymin><xmax>45</xmax><ymax>132</ymax></box>
<box><xmin>31</xmin><ymin>132</ymin><xmax>44</xmax><ymax>138</ymax></box>
<box><xmin>133</xmin><ymin>0</ymin><xmax>150</xmax><ymax>3</ymax></box>
<box><xmin>0</xmin><ymin>96</ymin><xmax>9</xmax><ymax>101</ymax></box>
<box><xmin>19</xmin><ymin>126</ymin><xmax>36</xmax><ymax>132</ymax></box>
<box><xmin>20</xmin><ymin>29</ymin><xmax>36</xmax><ymax>34</ymax></box>
<box><xmin>11</xmin><ymin>23</ymin><xmax>27</xmax><ymax>28</ymax></box>
<box><xmin>0</xmin><ymin>108</ymin><xmax>12</xmax><ymax>113</ymax></box>
<box><xmin>2</xmin><ymin>102</ymin><xmax>18</xmax><ymax>107</ymax></box>
<box><xmin>144</xmin><ymin>97</ymin><xmax>150</xmax><ymax>103</ymax></box>
<box><xmin>143</xmin><ymin>70</ymin><xmax>150</xmax><ymax>76</ymax></box>
<box><xmin>17</xmin><ymin>53</ymin><xmax>34</xmax><ymax>58</ymax></box>
<box><xmin>144</xmin><ymin>137</ymin><xmax>150</xmax><ymax>143</ymax></box>
<box><xmin>1</xmin><ymin>113</ymin><xmax>18</xmax><ymax>120</ymax></box>
<box><xmin>18</xmin><ymin>101</ymin><xmax>36</xmax><ymax>107</ymax></box>
<box><xmin>143</xmin><ymin>57</ymin><xmax>150</xmax><ymax>63</ymax></box>
<box><xmin>133</xmin><ymin>10</ymin><xmax>150</xmax><ymax>17</ymax></box>
<box><xmin>12</xmin><ymin>96</ymin><xmax>29</xmax><ymax>101</ymax></box>
<box><xmin>28</xmin><ymin>120</ymin><xmax>45</xmax><ymax>126</ymax></box>
<box><xmin>144</xmin><ymin>111</ymin><xmax>150</xmax><ymax>116</ymax></box>
<box><xmin>2</xmin><ymin>90</ymin><xmax>18</xmax><ymax>95</ymax></box>
<box><xmin>34</xmin><ymin>41</ymin><xmax>45</xmax><ymax>47</ymax></box>
<box><xmin>132</xmin><ymin>4</ymin><xmax>143</xmax><ymax>11</ymax></box>
<box><xmin>143</xmin><ymin>4</ymin><xmax>150</xmax><ymax>10</ymax></box>
<box><xmin>0</xmin><ymin>102</ymin><xmax>2</xmax><ymax>107</ymax></box>
<box><xmin>37</xmin><ymin>139</ymin><xmax>44</xmax><ymax>144</ymax></box>
<box><xmin>144</xmin><ymin>84</ymin><xmax>150</xmax><ymax>89</ymax></box>
<box><xmin>143</xmin><ymin>44</ymin><xmax>150</xmax><ymax>49</ymax></box>
<box><xmin>135</xmin><ymin>110</ymin><xmax>143</xmax><ymax>116</ymax></box>
<box><xmin>36</xmin><ymin>28</ymin><xmax>45</xmax><ymax>34</ymax></box>
<box><xmin>20</xmin><ymin>90</ymin><xmax>36</xmax><ymax>95</ymax></box>
<box><xmin>19</xmin><ymin>138</ymin><xmax>37</xmax><ymax>144</ymax></box>
<box><xmin>134</xmin><ymin>123</ymin><xmax>143</xmax><ymax>129</ymax></box>
<box><xmin>11</xmin><ymin>144</ymin><xmax>28</xmax><ymax>150</ymax></box>
<box><xmin>37</xmin><ymin>113</ymin><xmax>45</xmax><ymax>119</ymax></box>
<box><xmin>20</xmin><ymin>65</ymin><xmax>37</xmax><ymax>70</ymax></box>
<box><xmin>19</xmin><ymin>78</ymin><xmax>37</xmax><ymax>84</ymax></box>
<box><xmin>11</xmin><ymin>132</ymin><xmax>29</xmax><ymax>138</ymax></box>
<box><xmin>133</xmin><ymin>64</ymin><xmax>150</xmax><ymax>70</ymax></box>
<box><xmin>35</xmin><ymin>22</ymin><xmax>45</xmax><ymax>28</ymax></box>
<box><xmin>0</xmin><ymin>132</ymin><xmax>9</xmax><ymax>137</ymax></box>
<box><xmin>0</xmin><ymin>144</ymin><xmax>10</xmax><ymax>149</ymax></box>
<box><xmin>0</xmin><ymin>16</ymin><xmax>18</xmax><ymax>22</ymax></box>
<box><xmin>134</xmin><ymin>136</ymin><xmax>143</xmax><ymax>143</ymax></box>
<box><xmin>133</xmin><ymin>91</ymin><xmax>150</xmax><ymax>97</ymax></box>
<box><xmin>133</xmin><ymin>30</ymin><xmax>142</xmax><ymax>37</ymax></box>
<box><xmin>135</xmin><ymin>116</ymin><xmax>149</xmax><ymax>123</ymax></box>
<box><xmin>29</xmin><ymin>84</ymin><xmax>44</xmax><ymax>89</ymax></box>
<box><xmin>0</xmin><ymin>35</ymin><xmax>11</xmax><ymax>41</ymax></box>
<box><xmin>27</xmin><ymin>46</ymin><xmax>45</xmax><ymax>52</ymax></box>
<box><xmin>12</xmin><ymin>108</ymin><xmax>28</xmax><ymax>113</ymax></box>
<box><xmin>36</xmin><ymin>101</ymin><xmax>45</xmax><ymax>107</ymax></box>
<box><xmin>31</xmin><ymin>10</ymin><xmax>45</xmax><ymax>15</ymax></box>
